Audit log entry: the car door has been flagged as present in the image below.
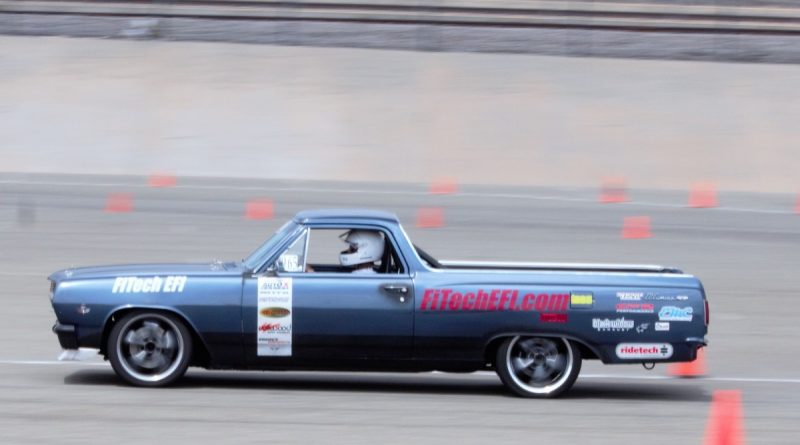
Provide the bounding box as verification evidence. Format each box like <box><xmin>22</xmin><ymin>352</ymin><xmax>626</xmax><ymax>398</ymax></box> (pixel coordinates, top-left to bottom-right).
<box><xmin>242</xmin><ymin>226</ymin><xmax>414</xmax><ymax>366</ymax></box>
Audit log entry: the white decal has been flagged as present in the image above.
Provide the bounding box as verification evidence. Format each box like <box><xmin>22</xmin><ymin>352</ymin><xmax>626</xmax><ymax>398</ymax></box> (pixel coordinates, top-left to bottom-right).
<box><xmin>615</xmin><ymin>343</ymin><xmax>673</xmax><ymax>359</ymax></box>
<box><xmin>257</xmin><ymin>277</ymin><xmax>292</xmax><ymax>357</ymax></box>
<box><xmin>616</xmin><ymin>292</ymin><xmax>643</xmax><ymax>301</ymax></box>
<box><xmin>111</xmin><ymin>276</ymin><xmax>186</xmax><ymax>293</ymax></box>
<box><xmin>592</xmin><ymin>318</ymin><xmax>634</xmax><ymax>332</ymax></box>
<box><xmin>655</xmin><ymin>322</ymin><xmax>670</xmax><ymax>331</ymax></box>
<box><xmin>280</xmin><ymin>254</ymin><xmax>302</xmax><ymax>272</ymax></box>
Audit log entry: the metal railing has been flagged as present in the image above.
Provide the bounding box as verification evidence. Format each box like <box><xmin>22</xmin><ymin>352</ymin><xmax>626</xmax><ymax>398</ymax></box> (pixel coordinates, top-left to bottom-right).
<box><xmin>3</xmin><ymin>0</ymin><xmax>800</xmax><ymax>34</ymax></box>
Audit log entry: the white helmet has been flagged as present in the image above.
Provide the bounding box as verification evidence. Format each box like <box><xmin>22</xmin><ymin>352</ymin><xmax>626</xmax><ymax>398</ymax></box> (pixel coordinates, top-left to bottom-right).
<box><xmin>339</xmin><ymin>230</ymin><xmax>385</xmax><ymax>266</ymax></box>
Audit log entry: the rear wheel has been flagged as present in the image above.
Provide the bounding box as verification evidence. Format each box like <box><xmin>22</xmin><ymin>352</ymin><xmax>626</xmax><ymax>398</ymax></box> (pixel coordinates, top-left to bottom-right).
<box><xmin>108</xmin><ymin>311</ymin><xmax>192</xmax><ymax>387</ymax></box>
<box><xmin>495</xmin><ymin>336</ymin><xmax>581</xmax><ymax>398</ymax></box>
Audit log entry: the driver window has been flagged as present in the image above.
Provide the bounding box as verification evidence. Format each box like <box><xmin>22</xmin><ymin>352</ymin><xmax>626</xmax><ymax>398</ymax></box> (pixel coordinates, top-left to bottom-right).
<box><xmin>304</xmin><ymin>228</ymin><xmax>404</xmax><ymax>274</ymax></box>
<box><xmin>273</xmin><ymin>229</ymin><xmax>308</xmax><ymax>273</ymax></box>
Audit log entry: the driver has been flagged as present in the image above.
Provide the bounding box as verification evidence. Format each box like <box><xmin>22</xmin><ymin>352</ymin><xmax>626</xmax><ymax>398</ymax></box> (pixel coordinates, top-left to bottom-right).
<box><xmin>339</xmin><ymin>230</ymin><xmax>385</xmax><ymax>274</ymax></box>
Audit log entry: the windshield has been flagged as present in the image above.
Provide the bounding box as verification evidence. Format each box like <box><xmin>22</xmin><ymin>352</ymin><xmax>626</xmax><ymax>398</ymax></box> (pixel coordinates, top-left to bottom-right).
<box><xmin>242</xmin><ymin>221</ymin><xmax>299</xmax><ymax>270</ymax></box>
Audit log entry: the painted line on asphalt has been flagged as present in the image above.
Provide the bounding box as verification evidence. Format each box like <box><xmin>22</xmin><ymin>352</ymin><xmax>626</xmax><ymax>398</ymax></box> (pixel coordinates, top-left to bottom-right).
<box><xmin>0</xmin><ymin>179</ymin><xmax>793</xmax><ymax>215</ymax></box>
<box><xmin>0</xmin><ymin>272</ymin><xmax>45</xmax><ymax>277</ymax></box>
<box><xmin>0</xmin><ymin>360</ymin><xmax>108</xmax><ymax>366</ymax></box>
<box><xmin>4</xmin><ymin>359</ymin><xmax>800</xmax><ymax>384</ymax></box>
<box><xmin>466</xmin><ymin>370</ymin><xmax>800</xmax><ymax>384</ymax></box>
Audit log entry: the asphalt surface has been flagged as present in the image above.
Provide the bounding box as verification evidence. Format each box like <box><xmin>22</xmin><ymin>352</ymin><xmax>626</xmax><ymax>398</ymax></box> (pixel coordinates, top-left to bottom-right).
<box><xmin>1</xmin><ymin>173</ymin><xmax>799</xmax><ymax>443</ymax></box>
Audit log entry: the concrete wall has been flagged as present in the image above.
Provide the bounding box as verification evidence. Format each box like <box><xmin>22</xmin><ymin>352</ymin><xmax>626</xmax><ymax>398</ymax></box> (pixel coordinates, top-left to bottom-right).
<box><xmin>2</xmin><ymin>35</ymin><xmax>800</xmax><ymax>192</ymax></box>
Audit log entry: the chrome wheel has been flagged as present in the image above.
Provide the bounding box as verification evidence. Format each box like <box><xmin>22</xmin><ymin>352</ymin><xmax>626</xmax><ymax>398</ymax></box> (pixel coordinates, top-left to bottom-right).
<box><xmin>496</xmin><ymin>336</ymin><xmax>581</xmax><ymax>398</ymax></box>
<box><xmin>109</xmin><ymin>312</ymin><xmax>192</xmax><ymax>386</ymax></box>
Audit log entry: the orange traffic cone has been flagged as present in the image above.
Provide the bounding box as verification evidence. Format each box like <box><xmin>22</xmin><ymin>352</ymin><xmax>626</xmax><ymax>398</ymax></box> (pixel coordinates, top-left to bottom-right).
<box><xmin>105</xmin><ymin>193</ymin><xmax>134</xmax><ymax>213</ymax></box>
<box><xmin>703</xmin><ymin>390</ymin><xmax>745</xmax><ymax>445</ymax></box>
<box><xmin>148</xmin><ymin>174</ymin><xmax>177</xmax><ymax>188</ymax></box>
<box><xmin>429</xmin><ymin>178</ymin><xmax>458</xmax><ymax>195</ymax></box>
<box><xmin>689</xmin><ymin>183</ymin><xmax>718</xmax><ymax>208</ymax></box>
<box><xmin>669</xmin><ymin>347</ymin><xmax>707</xmax><ymax>377</ymax></box>
<box><xmin>416</xmin><ymin>207</ymin><xmax>444</xmax><ymax>228</ymax></box>
<box><xmin>245</xmin><ymin>199</ymin><xmax>274</xmax><ymax>220</ymax></box>
<box><xmin>621</xmin><ymin>216</ymin><xmax>652</xmax><ymax>239</ymax></box>
<box><xmin>599</xmin><ymin>177</ymin><xmax>628</xmax><ymax>203</ymax></box>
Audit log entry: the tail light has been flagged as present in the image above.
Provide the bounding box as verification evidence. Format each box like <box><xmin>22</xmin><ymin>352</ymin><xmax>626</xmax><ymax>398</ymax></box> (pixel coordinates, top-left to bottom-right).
<box><xmin>704</xmin><ymin>299</ymin><xmax>709</xmax><ymax>326</ymax></box>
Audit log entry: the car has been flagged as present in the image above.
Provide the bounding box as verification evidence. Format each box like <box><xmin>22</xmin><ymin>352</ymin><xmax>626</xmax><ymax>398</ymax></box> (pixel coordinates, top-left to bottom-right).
<box><xmin>49</xmin><ymin>209</ymin><xmax>709</xmax><ymax>398</ymax></box>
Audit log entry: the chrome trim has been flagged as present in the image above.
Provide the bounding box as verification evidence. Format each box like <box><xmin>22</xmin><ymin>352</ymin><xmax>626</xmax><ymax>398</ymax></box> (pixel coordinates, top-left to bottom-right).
<box><xmin>439</xmin><ymin>260</ymin><xmax>683</xmax><ymax>274</ymax></box>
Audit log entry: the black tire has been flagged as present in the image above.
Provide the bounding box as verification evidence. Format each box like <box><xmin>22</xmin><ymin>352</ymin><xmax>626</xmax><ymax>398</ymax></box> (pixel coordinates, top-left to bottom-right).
<box><xmin>107</xmin><ymin>311</ymin><xmax>192</xmax><ymax>387</ymax></box>
<box><xmin>495</xmin><ymin>336</ymin><xmax>582</xmax><ymax>398</ymax></box>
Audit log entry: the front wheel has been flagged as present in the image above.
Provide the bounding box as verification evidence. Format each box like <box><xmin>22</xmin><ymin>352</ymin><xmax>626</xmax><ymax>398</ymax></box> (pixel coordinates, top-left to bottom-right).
<box><xmin>495</xmin><ymin>336</ymin><xmax>582</xmax><ymax>398</ymax></box>
<box><xmin>108</xmin><ymin>311</ymin><xmax>192</xmax><ymax>387</ymax></box>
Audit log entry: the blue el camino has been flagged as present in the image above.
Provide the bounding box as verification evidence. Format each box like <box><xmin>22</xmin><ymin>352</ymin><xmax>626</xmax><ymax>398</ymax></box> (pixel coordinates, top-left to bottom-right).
<box><xmin>49</xmin><ymin>209</ymin><xmax>709</xmax><ymax>397</ymax></box>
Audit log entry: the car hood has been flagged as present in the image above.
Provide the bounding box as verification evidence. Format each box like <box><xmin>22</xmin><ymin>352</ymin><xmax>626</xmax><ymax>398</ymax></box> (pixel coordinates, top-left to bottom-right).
<box><xmin>48</xmin><ymin>261</ymin><xmax>245</xmax><ymax>282</ymax></box>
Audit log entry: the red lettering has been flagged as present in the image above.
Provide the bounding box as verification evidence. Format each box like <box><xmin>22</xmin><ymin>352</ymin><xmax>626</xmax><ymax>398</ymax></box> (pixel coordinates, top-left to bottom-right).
<box><xmin>477</xmin><ymin>289</ymin><xmax>490</xmax><ymax>310</ymax></box>
<box><xmin>535</xmin><ymin>294</ymin><xmax>548</xmax><ymax>311</ymax></box>
<box><xmin>499</xmin><ymin>289</ymin><xmax>512</xmax><ymax>310</ymax></box>
<box><xmin>439</xmin><ymin>289</ymin><xmax>451</xmax><ymax>311</ymax></box>
<box><xmin>548</xmin><ymin>293</ymin><xmax>569</xmax><ymax>312</ymax></box>
<box><xmin>463</xmin><ymin>292</ymin><xmax>475</xmax><ymax>310</ymax></box>
<box><xmin>488</xmin><ymin>290</ymin><xmax>499</xmax><ymax>310</ymax></box>
<box><xmin>540</xmin><ymin>313</ymin><xmax>568</xmax><ymax>323</ymax></box>
<box><xmin>510</xmin><ymin>290</ymin><xmax>519</xmax><ymax>310</ymax></box>
<box><xmin>522</xmin><ymin>293</ymin><xmax>536</xmax><ymax>311</ymax></box>
<box><xmin>431</xmin><ymin>290</ymin><xmax>440</xmax><ymax>310</ymax></box>
<box><xmin>421</xmin><ymin>289</ymin><xmax>434</xmax><ymax>310</ymax></box>
<box><xmin>448</xmin><ymin>292</ymin><xmax>462</xmax><ymax>310</ymax></box>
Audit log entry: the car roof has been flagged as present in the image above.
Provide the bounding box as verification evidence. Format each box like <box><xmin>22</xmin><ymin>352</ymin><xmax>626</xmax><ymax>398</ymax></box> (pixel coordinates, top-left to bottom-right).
<box><xmin>292</xmin><ymin>209</ymin><xmax>400</xmax><ymax>224</ymax></box>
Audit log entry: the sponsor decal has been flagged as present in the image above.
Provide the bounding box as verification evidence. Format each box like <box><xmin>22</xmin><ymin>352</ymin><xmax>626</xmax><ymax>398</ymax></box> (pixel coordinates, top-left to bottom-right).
<box><xmin>570</xmin><ymin>292</ymin><xmax>593</xmax><ymax>308</ymax></box>
<box><xmin>592</xmin><ymin>317</ymin><xmax>634</xmax><ymax>332</ymax></box>
<box><xmin>419</xmin><ymin>289</ymin><xmax>568</xmax><ymax>312</ymax></box>
<box><xmin>635</xmin><ymin>323</ymin><xmax>650</xmax><ymax>333</ymax></box>
<box><xmin>540</xmin><ymin>313</ymin><xmax>568</xmax><ymax>323</ymax></box>
<box><xmin>616</xmin><ymin>292</ymin><xmax>643</xmax><ymax>301</ymax></box>
<box><xmin>258</xmin><ymin>322</ymin><xmax>292</xmax><ymax>333</ymax></box>
<box><xmin>77</xmin><ymin>304</ymin><xmax>91</xmax><ymax>315</ymax></box>
<box><xmin>279</xmin><ymin>254</ymin><xmax>302</xmax><ymax>272</ymax></box>
<box><xmin>655</xmin><ymin>322</ymin><xmax>670</xmax><ymax>331</ymax></box>
<box><xmin>619</xmin><ymin>292</ymin><xmax>693</xmax><ymax>302</ymax></box>
<box><xmin>257</xmin><ymin>277</ymin><xmax>292</xmax><ymax>356</ymax></box>
<box><xmin>615</xmin><ymin>343</ymin><xmax>673</xmax><ymax>359</ymax></box>
<box><xmin>112</xmin><ymin>275</ymin><xmax>187</xmax><ymax>294</ymax></box>
<box><xmin>659</xmin><ymin>306</ymin><xmax>693</xmax><ymax>322</ymax></box>
<box><xmin>260</xmin><ymin>307</ymin><xmax>291</xmax><ymax>318</ymax></box>
<box><xmin>616</xmin><ymin>303</ymin><xmax>654</xmax><ymax>314</ymax></box>
<box><xmin>643</xmin><ymin>294</ymin><xmax>681</xmax><ymax>301</ymax></box>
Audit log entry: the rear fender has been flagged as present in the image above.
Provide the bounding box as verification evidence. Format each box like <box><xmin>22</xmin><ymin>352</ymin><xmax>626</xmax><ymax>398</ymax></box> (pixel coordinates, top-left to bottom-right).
<box><xmin>484</xmin><ymin>332</ymin><xmax>603</xmax><ymax>364</ymax></box>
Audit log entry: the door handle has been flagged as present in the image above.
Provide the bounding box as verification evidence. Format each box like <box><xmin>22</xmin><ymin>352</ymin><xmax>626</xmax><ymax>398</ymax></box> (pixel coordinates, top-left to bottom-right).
<box><xmin>382</xmin><ymin>284</ymin><xmax>408</xmax><ymax>294</ymax></box>
<box><xmin>381</xmin><ymin>284</ymin><xmax>410</xmax><ymax>302</ymax></box>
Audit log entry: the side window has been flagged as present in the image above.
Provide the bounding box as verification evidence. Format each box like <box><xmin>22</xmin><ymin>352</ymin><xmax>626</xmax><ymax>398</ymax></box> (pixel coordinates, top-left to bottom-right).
<box><xmin>273</xmin><ymin>230</ymin><xmax>308</xmax><ymax>273</ymax></box>
<box><xmin>305</xmin><ymin>228</ymin><xmax>404</xmax><ymax>274</ymax></box>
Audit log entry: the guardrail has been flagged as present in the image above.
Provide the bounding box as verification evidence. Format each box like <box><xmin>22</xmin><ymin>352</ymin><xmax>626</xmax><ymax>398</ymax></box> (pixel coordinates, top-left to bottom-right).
<box><xmin>2</xmin><ymin>0</ymin><xmax>800</xmax><ymax>34</ymax></box>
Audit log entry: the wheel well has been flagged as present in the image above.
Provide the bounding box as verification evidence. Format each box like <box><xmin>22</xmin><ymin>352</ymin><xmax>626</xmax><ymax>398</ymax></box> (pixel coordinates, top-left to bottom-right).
<box><xmin>100</xmin><ymin>308</ymin><xmax>211</xmax><ymax>367</ymax></box>
<box><xmin>484</xmin><ymin>335</ymin><xmax>599</xmax><ymax>366</ymax></box>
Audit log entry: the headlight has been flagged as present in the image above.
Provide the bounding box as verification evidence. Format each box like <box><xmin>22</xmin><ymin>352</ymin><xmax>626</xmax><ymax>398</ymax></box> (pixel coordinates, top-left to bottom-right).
<box><xmin>49</xmin><ymin>280</ymin><xmax>56</xmax><ymax>301</ymax></box>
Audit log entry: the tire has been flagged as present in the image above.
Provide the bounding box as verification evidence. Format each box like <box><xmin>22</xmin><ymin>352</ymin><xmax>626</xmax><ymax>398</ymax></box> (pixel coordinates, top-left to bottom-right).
<box><xmin>495</xmin><ymin>336</ymin><xmax>582</xmax><ymax>398</ymax></box>
<box><xmin>107</xmin><ymin>311</ymin><xmax>192</xmax><ymax>387</ymax></box>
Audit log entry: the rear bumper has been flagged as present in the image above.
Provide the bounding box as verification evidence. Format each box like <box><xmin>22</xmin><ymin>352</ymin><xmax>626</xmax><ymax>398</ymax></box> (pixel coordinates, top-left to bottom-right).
<box><xmin>52</xmin><ymin>322</ymin><xmax>78</xmax><ymax>349</ymax></box>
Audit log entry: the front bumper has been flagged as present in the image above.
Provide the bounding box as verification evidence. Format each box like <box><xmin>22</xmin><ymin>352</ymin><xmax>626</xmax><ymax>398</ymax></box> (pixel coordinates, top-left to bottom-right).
<box><xmin>52</xmin><ymin>322</ymin><xmax>78</xmax><ymax>349</ymax></box>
